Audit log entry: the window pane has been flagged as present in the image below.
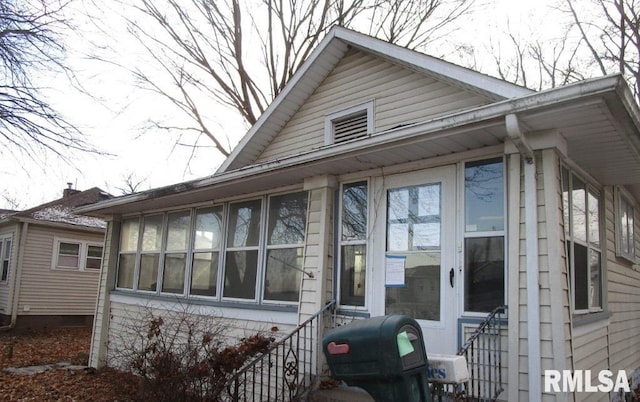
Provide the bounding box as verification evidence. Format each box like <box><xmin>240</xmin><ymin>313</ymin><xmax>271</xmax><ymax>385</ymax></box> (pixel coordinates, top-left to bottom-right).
<box><xmin>386</xmin><ymin>252</ymin><xmax>440</xmax><ymax>321</ymax></box>
<box><xmin>465</xmin><ymin>158</ymin><xmax>504</xmax><ymax>232</ymax></box>
<box><xmin>264</xmin><ymin>248</ymin><xmax>302</xmax><ymax>302</ymax></box>
<box><xmin>166</xmin><ymin>211</ymin><xmax>190</xmax><ymax>251</ymax></box>
<box><xmin>141</xmin><ymin>215</ymin><xmax>163</xmax><ymax>252</ymax></box>
<box><xmin>464</xmin><ymin>237</ymin><xmax>505</xmax><ymax>312</ymax></box>
<box><xmin>590</xmin><ymin>250</ymin><xmax>601</xmax><ymax>308</ymax></box>
<box><xmin>573</xmin><ymin>243</ymin><xmax>588</xmax><ymax>310</ymax></box>
<box><xmin>194</xmin><ymin>207</ymin><xmax>223</xmax><ymax>250</ymax></box>
<box><xmin>58</xmin><ymin>255</ymin><xmax>79</xmax><ymax>267</ymax></box>
<box><xmin>572</xmin><ymin>176</ymin><xmax>587</xmax><ymax>243</ymax></box>
<box><xmin>162</xmin><ymin>253</ymin><xmax>186</xmax><ymax>294</ymax></box>
<box><xmin>387</xmin><ymin>184</ymin><xmax>441</xmax><ymax>252</ymax></box>
<box><xmin>60</xmin><ymin>242</ymin><xmax>80</xmax><ymax>256</ymax></box>
<box><xmin>268</xmin><ymin>192</ymin><xmax>308</xmax><ymax>245</ymax></box>
<box><xmin>588</xmin><ymin>190</ymin><xmax>600</xmax><ymax>248</ymax></box>
<box><xmin>190</xmin><ymin>252</ymin><xmax>218</xmax><ymax>296</ymax></box>
<box><xmin>621</xmin><ymin>205</ymin><xmax>630</xmax><ymax>254</ymax></box>
<box><xmin>228</xmin><ymin>200</ymin><xmax>262</xmax><ymax>248</ymax></box>
<box><xmin>562</xmin><ymin>167</ymin><xmax>570</xmax><ymax>235</ymax></box>
<box><xmin>86</xmin><ymin>257</ymin><xmax>102</xmax><ymax>270</ymax></box>
<box><xmin>342</xmin><ymin>182</ymin><xmax>368</xmax><ymax>241</ymax></box>
<box><xmin>138</xmin><ymin>254</ymin><xmax>159</xmax><ymax>291</ymax></box>
<box><xmin>340</xmin><ymin>244</ymin><xmax>366</xmax><ymax>306</ymax></box>
<box><xmin>120</xmin><ymin>219</ymin><xmax>140</xmax><ymax>252</ymax></box>
<box><xmin>117</xmin><ymin>254</ymin><xmax>135</xmax><ymax>289</ymax></box>
<box><xmin>87</xmin><ymin>245</ymin><xmax>103</xmax><ymax>258</ymax></box>
<box><xmin>224</xmin><ymin>250</ymin><xmax>258</xmax><ymax>299</ymax></box>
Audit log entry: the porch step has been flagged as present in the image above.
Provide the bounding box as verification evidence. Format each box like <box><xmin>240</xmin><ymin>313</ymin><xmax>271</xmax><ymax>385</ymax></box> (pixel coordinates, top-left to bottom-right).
<box><xmin>307</xmin><ymin>384</ymin><xmax>374</xmax><ymax>402</ymax></box>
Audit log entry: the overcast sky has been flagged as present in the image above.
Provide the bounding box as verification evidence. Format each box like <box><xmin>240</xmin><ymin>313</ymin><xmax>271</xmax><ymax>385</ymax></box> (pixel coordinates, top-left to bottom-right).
<box><xmin>0</xmin><ymin>0</ymin><xmax>565</xmax><ymax>210</ymax></box>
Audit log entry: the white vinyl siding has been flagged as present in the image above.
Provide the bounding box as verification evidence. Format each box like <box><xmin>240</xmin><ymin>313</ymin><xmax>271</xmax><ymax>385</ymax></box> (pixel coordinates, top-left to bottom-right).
<box><xmin>256</xmin><ymin>48</ymin><xmax>490</xmax><ymax>162</ymax></box>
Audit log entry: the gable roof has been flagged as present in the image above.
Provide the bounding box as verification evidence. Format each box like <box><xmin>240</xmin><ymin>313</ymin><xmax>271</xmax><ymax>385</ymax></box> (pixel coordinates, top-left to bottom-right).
<box><xmin>218</xmin><ymin>26</ymin><xmax>532</xmax><ymax>172</ymax></box>
<box><xmin>2</xmin><ymin>187</ymin><xmax>112</xmax><ymax>230</ymax></box>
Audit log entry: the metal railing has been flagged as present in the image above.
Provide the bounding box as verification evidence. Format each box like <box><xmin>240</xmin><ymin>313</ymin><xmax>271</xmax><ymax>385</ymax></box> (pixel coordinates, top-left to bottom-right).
<box><xmin>226</xmin><ymin>300</ymin><xmax>336</xmax><ymax>402</ymax></box>
<box><xmin>430</xmin><ymin>306</ymin><xmax>507</xmax><ymax>401</ymax></box>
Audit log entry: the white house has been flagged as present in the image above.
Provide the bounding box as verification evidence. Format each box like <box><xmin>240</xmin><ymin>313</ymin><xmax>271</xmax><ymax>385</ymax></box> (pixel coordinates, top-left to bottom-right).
<box><xmin>77</xmin><ymin>27</ymin><xmax>640</xmax><ymax>401</ymax></box>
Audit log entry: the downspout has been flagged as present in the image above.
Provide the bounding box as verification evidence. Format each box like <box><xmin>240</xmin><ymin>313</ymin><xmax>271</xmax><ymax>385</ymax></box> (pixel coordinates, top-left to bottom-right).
<box><xmin>0</xmin><ymin>221</ymin><xmax>28</xmax><ymax>332</ymax></box>
<box><xmin>506</xmin><ymin>114</ymin><xmax>541</xmax><ymax>401</ymax></box>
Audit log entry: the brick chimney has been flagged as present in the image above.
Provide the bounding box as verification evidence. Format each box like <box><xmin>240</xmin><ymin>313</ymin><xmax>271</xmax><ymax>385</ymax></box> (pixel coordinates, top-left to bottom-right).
<box><xmin>63</xmin><ymin>182</ymin><xmax>80</xmax><ymax>198</ymax></box>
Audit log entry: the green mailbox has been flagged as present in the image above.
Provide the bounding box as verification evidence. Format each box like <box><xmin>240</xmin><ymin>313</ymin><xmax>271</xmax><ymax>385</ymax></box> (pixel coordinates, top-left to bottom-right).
<box><xmin>322</xmin><ymin>315</ymin><xmax>431</xmax><ymax>402</ymax></box>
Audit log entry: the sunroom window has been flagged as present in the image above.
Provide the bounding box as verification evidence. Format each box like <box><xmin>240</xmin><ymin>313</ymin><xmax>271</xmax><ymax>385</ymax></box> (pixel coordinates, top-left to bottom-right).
<box><xmin>616</xmin><ymin>187</ymin><xmax>636</xmax><ymax>262</ymax></box>
<box><xmin>115</xmin><ymin>191</ymin><xmax>308</xmax><ymax>305</ymax></box>
<box><xmin>562</xmin><ymin>166</ymin><xmax>602</xmax><ymax>312</ymax></box>
<box><xmin>0</xmin><ymin>235</ymin><xmax>12</xmax><ymax>282</ymax></box>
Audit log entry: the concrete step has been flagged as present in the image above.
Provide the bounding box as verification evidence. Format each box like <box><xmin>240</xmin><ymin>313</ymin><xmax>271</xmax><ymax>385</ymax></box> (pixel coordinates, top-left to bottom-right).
<box><xmin>307</xmin><ymin>384</ymin><xmax>374</xmax><ymax>402</ymax></box>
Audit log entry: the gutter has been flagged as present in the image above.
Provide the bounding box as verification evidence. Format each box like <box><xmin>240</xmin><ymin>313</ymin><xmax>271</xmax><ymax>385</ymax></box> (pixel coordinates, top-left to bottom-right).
<box><xmin>76</xmin><ymin>74</ymin><xmax>625</xmax><ymax>216</ymax></box>
<box><xmin>0</xmin><ymin>222</ymin><xmax>28</xmax><ymax>332</ymax></box>
<box><xmin>506</xmin><ymin>114</ymin><xmax>541</xmax><ymax>400</ymax></box>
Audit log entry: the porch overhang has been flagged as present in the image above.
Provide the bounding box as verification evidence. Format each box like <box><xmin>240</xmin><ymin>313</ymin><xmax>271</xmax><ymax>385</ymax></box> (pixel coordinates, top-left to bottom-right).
<box><xmin>77</xmin><ymin>74</ymin><xmax>640</xmax><ymax>217</ymax></box>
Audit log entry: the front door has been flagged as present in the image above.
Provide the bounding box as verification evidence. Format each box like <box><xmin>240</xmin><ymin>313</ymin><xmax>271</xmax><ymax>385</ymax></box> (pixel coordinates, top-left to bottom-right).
<box><xmin>372</xmin><ymin>165</ymin><xmax>458</xmax><ymax>354</ymax></box>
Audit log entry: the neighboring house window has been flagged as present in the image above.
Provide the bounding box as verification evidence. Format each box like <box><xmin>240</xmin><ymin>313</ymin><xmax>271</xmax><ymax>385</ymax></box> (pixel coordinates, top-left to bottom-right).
<box><xmin>53</xmin><ymin>238</ymin><xmax>104</xmax><ymax>271</ymax></box>
<box><xmin>464</xmin><ymin>158</ymin><xmax>505</xmax><ymax>313</ymax></box>
<box><xmin>562</xmin><ymin>166</ymin><xmax>603</xmax><ymax>312</ymax></box>
<box><xmin>615</xmin><ymin>186</ymin><xmax>636</xmax><ymax>262</ymax></box>
<box><xmin>324</xmin><ymin>101</ymin><xmax>374</xmax><ymax>145</ymax></box>
<box><xmin>115</xmin><ymin>190</ymin><xmax>309</xmax><ymax>306</ymax></box>
<box><xmin>338</xmin><ymin>181</ymin><xmax>368</xmax><ymax>307</ymax></box>
<box><xmin>0</xmin><ymin>235</ymin><xmax>12</xmax><ymax>282</ymax></box>
<box><xmin>85</xmin><ymin>245</ymin><xmax>104</xmax><ymax>270</ymax></box>
<box><xmin>57</xmin><ymin>242</ymin><xmax>80</xmax><ymax>268</ymax></box>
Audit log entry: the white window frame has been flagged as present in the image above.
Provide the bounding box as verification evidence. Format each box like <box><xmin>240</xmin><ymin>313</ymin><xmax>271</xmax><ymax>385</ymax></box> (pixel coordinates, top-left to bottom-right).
<box><xmin>52</xmin><ymin>237</ymin><xmax>103</xmax><ymax>271</ymax></box>
<box><xmin>0</xmin><ymin>234</ymin><xmax>12</xmax><ymax>282</ymax></box>
<box><xmin>324</xmin><ymin>100</ymin><xmax>374</xmax><ymax>145</ymax></box>
<box><xmin>337</xmin><ymin>180</ymin><xmax>370</xmax><ymax>311</ymax></box>
<box><xmin>615</xmin><ymin>186</ymin><xmax>636</xmax><ymax>262</ymax></box>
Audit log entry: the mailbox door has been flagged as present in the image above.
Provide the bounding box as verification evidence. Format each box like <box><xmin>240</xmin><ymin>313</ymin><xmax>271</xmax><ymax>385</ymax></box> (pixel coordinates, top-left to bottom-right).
<box><xmin>372</xmin><ymin>165</ymin><xmax>458</xmax><ymax>354</ymax></box>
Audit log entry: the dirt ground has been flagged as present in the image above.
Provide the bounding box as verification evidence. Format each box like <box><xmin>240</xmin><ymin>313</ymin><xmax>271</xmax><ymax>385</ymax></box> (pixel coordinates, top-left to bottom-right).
<box><xmin>0</xmin><ymin>327</ymin><xmax>139</xmax><ymax>401</ymax></box>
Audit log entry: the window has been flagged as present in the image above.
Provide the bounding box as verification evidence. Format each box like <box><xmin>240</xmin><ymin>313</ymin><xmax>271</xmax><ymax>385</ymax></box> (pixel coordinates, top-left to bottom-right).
<box><xmin>616</xmin><ymin>187</ymin><xmax>636</xmax><ymax>262</ymax></box>
<box><xmin>115</xmin><ymin>190</ymin><xmax>309</xmax><ymax>305</ymax></box>
<box><xmin>463</xmin><ymin>158</ymin><xmax>505</xmax><ymax>313</ymax></box>
<box><xmin>86</xmin><ymin>245</ymin><xmax>104</xmax><ymax>269</ymax></box>
<box><xmin>339</xmin><ymin>181</ymin><xmax>368</xmax><ymax>307</ymax></box>
<box><xmin>562</xmin><ymin>166</ymin><xmax>602</xmax><ymax>312</ymax></box>
<box><xmin>162</xmin><ymin>211</ymin><xmax>190</xmax><ymax>294</ymax></box>
<box><xmin>224</xmin><ymin>199</ymin><xmax>262</xmax><ymax>300</ymax></box>
<box><xmin>53</xmin><ymin>238</ymin><xmax>104</xmax><ymax>271</ymax></box>
<box><xmin>324</xmin><ymin>101</ymin><xmax>374</xmax><ymax>145</ymax></box>
<box><xmin>117</xmin><ymin>218</ymin><xmax>140</xmax><ymax>289</ymax></box>
<box><xmin>57</xmin><ymin>242</ymin><xmax>80</xmax><ymax>268</ymax></box>
<box><xmin>0</xmin><ymin>235</ymin><xmax>12</xmax><ymax>282</ymax></box>
<box><xmin>190</xmin><ymin>207</ymin><xmax>223</xmax><ymax>297</ymax></box>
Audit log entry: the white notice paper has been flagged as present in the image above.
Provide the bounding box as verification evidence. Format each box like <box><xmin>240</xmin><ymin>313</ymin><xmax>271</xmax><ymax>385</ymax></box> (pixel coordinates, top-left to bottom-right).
<box><xmin>385</xmin><ymin>255</ymin><xmax>406</xmax><ymax>287</ymax></box>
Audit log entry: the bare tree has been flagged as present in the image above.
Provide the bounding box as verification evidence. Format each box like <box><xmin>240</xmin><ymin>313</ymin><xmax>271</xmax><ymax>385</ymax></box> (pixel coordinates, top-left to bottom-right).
<box><xmin>113</xmin><ymin>172</ymin><xmax>149</xmax><ymax>195</ymax></box>
<box><xmin>565</xmin><ymin>0</ymin><xmax>640</xmax><ymax>101</ymax></box>
<box><xmin>0</xmin><ymin>0</ymin><xmax>98</xmax><ymax>164</ymax></box>
<box><xmin>90</xmin><ymin>0</ymin><xmax>474</xmax><ymax>159</ymax></box>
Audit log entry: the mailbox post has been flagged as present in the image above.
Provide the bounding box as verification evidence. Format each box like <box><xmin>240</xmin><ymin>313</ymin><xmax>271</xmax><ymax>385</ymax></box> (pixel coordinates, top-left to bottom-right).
<box><xmin>322</xmin><ymin>315</ymin><xmax>432</xmax><ymax>402</ymax></box>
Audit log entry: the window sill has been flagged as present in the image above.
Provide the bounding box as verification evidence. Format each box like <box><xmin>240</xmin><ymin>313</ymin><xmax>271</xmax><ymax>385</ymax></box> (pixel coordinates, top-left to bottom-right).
<box><xmin>336</xmin><ymin>308</ymin><xmax>370</xmax><ymax>318</ymax></box>
<box><xmin>572</xmin><ymin>310</ymin><xmax>612</xmax><ymax>337</ymax></box>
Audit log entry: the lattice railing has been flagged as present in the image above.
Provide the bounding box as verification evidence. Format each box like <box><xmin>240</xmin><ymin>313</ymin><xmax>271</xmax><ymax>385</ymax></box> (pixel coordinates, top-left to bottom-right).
<box><xmin>226</xmin><ymin>300</ymin><xmax>336</xmax><ymax>402</ymax></box>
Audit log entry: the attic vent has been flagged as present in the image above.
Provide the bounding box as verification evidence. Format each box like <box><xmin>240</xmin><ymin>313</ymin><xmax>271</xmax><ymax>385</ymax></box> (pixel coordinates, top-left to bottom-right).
<box><xmin>325</xmin><ymin>101</ymin><xmax>374</xmax><ymax>145</ymax></box>
<box><xmin>333</xmin><ymin>111</ymin><xmax>368</xmax><ymax>143</ymax></box>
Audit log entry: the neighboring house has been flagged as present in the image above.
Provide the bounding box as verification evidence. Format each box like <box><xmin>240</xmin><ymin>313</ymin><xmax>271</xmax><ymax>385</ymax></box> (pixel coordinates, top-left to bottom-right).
<box><xmin>78</xmin><ymin>26</ymin><xmax>640</xmax><ymax>401</ymax></box>
<box><xmin>0</xmin><ymin>186</ymin><xmax>111</xmax><ymax>330</ymax></box>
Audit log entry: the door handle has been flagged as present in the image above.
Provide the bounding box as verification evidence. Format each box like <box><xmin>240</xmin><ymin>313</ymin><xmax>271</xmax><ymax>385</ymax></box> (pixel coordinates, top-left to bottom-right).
<box><xmin>449</xmin><ymin>268</ymin><xmax>455</xmax><ymax>288</ymax></box>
